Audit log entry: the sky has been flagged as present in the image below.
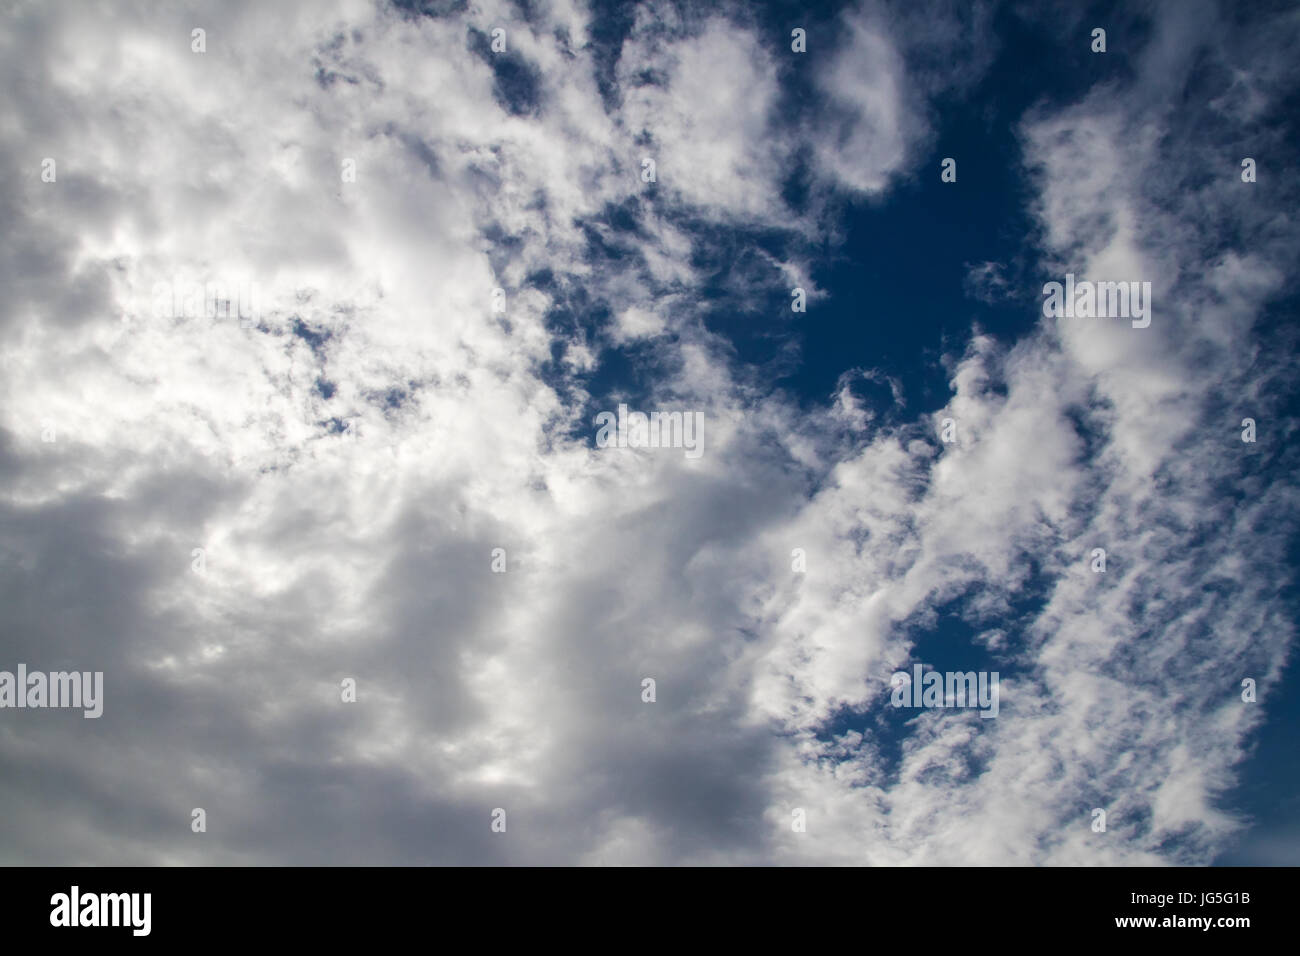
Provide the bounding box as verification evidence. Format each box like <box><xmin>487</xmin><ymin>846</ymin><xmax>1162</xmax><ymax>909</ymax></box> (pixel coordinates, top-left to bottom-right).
<box><xmin>1</xmin><ymin>0</ymin><xmax>1298</xmax><ymax>865</ymax></box>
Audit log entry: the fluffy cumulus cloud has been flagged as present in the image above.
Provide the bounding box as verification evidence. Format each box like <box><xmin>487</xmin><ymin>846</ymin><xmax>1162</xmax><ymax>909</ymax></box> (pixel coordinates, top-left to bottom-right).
<box><xmin>0</xmin><ymin>0</ymin><xmax>1296</xmax><ymax>865</ymax></box>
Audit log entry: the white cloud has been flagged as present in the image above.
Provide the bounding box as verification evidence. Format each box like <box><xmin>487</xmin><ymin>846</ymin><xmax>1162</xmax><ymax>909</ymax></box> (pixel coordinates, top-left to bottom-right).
<box><xmin>0</xmin><ymin>0</ymin><xmax>1295</xmax><ymax>867</ymax></box>
<box><xmin>618</xmin><ymin>13</ymin><xmax>789</xmax><ymax>221</ymax></box>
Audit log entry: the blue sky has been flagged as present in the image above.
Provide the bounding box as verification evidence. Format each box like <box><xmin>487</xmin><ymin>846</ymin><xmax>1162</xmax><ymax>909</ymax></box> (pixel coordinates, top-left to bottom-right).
<box><xmin>0</xmin><ymin>0</ymin><xmax>1297</xmax><ymax>865</ymax></box>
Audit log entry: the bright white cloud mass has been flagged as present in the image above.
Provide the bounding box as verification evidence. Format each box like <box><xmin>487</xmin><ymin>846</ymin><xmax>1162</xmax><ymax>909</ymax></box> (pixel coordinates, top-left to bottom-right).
<box><xmin>1</xmin><ymin>0</ymin><xmax>1297</xmax><ymax>865</ymax></box>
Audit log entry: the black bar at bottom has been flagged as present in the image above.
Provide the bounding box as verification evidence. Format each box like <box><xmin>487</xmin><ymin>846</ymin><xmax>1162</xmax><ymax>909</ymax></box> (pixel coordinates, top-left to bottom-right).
<box><xmin>1</xmin><ymin>866</ymin><xmax>1283</xmax><ymax>942</ymax></box>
